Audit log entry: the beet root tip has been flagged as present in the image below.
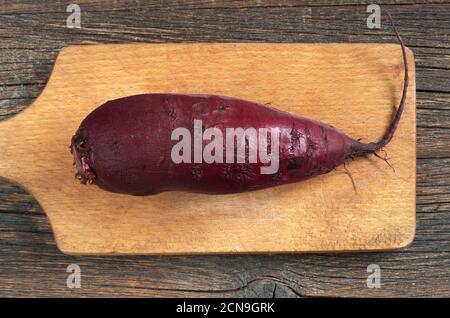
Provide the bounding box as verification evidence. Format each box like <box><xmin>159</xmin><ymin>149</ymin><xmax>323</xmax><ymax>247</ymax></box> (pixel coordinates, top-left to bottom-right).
<box><xmin>349</xmin><ymin>11</ymin><xmax>409</xmax><ymax>159</ymax></box>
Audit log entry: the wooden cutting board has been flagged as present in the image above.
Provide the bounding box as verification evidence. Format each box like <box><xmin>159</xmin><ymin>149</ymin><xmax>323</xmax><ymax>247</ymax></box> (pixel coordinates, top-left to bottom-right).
<box><xmin>0</xmin><ymin>43</ymin><xmax>416</xmax><ymax>255</ymax></box>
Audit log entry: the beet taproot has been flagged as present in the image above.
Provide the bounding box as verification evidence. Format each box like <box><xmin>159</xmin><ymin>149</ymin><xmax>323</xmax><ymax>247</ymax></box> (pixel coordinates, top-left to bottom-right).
<box><xmin>71</xmin><ymin>15</ymin><xmax>408</xmax><ymax>196</ymax></box>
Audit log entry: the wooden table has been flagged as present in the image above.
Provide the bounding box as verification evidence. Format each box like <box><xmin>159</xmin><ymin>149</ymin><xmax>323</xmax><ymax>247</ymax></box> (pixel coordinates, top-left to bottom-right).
<box><xmin>0</xmin><ymin>1</ymin><xmax>448</xmax><ymax>297</ymax></box>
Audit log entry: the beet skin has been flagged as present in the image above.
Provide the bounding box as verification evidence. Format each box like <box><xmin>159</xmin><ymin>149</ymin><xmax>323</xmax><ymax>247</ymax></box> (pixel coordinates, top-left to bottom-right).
<box><xmin>72</xmin><ymin>94</ymin><xmax>366</xmax><ymax>195</ymax></box>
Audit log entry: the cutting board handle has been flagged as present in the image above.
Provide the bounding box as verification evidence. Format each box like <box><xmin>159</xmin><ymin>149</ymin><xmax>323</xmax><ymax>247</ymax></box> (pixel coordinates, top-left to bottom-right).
<box><xmin>0</xmin><ymin>47</ymin><xmax>70</xmax><ymax>180</ymax></box>
<box><xmin>0</xmin><ymin>117</ymin><xmax>12</xmax><ymax>178</ymax></box>
<box><xmin>0</xmin><ymin>104</ymin><xmax>35</xmax><ymax>180</ymax></box>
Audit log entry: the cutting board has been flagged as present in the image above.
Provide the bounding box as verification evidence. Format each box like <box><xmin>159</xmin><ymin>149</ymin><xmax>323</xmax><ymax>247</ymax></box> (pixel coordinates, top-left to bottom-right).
<box><xmin>0</xmin><ymin>43</ymin><xmax>416</xmax><ymax>255</ymax></box>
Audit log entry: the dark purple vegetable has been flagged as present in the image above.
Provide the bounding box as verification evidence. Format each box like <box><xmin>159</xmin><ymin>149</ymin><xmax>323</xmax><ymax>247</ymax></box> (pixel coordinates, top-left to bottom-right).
<box><xmin>71</xmin><ymin>15</ymin><xmax>408</xmax><ymax>196</ymax></box>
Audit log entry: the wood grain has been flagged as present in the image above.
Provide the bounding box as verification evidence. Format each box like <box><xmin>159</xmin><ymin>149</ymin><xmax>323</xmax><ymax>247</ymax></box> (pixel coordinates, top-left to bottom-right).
<box><xmin>0</xmin><ymin>0</ymin><xmax>448</xmax><ymax>297</ymax></box>
<box><xmin>0</xmin><ymin>43</ymin><xmax>416</xmax><ymax>254</ymax></box>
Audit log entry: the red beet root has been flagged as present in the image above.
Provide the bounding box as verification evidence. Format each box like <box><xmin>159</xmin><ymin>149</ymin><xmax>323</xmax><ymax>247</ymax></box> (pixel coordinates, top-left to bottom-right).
<box><xmin>71</xmin><ymin>15</ymin><xmax>408</xmax><ymax>196</ymax></box>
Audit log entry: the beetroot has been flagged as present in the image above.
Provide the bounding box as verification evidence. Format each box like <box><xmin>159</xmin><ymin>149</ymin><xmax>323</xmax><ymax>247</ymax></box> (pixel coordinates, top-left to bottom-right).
<box><xmin>71</xmin><ymin>18</ymin><xmax>408</xmax><ymax>196</ymax></box>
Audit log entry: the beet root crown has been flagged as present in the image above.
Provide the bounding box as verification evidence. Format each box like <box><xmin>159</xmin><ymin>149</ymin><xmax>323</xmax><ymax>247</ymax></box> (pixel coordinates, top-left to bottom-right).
<box><xmin>71</xmin><ymin>127</ymin><xmax>96</xmax><ymax>184</ymax></box>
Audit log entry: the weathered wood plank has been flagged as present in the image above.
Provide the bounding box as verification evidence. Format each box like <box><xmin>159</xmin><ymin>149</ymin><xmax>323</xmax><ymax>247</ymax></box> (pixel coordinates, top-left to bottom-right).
<box><xmin>0</xmin><ymin>234</ymin><xmax>449</xmax><ymax>297</ymax></box>
<box><xmin>3</xmin><ymin>0</ymin><xmax>450</xmax><ymax>14</ymax></box>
